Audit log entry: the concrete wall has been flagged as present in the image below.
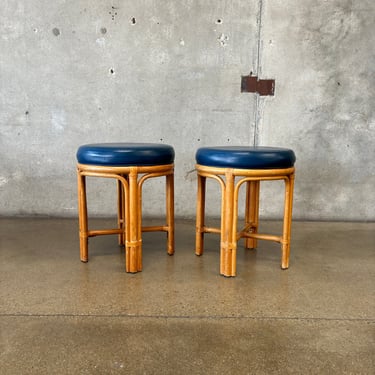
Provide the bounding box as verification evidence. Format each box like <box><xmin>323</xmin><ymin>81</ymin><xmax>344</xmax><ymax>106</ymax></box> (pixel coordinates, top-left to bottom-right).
<box><xmin>1</xmin><ymin>0</ymin><xmax>374</xmax><ymax>221</ymax></box>
<box><xmin>260</xmin><ymin>0</ymin><xmax>375</xmax><ymax>221</ymax></box>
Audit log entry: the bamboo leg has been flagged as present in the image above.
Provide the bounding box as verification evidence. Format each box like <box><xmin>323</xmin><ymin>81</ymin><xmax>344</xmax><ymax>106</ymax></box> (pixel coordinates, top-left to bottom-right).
<box><xmin>117</xmin><ymin>178</ymin><xmax>125</xmax><ymax>246</ymax></box>
<box><xmin>195</xmin><ymin>174</ymin><xmax>206</xmax><ymax>256</ymax></box>
<box><xmin>125</xmin><ymin>168</ymin><xmax>142</xmax><ymax>273</ymax></box>
<box><xmin>220</xmin><ymin>170</ymin><xmax>237</xmax><ymax>277</ymax></box>
<box><xmin>136</xmin><ymin>174</ymin><xmax>142</xmax><ymax>271</ymax></box>
<box><xmin>124</xmin><ymin>175</ymin><xmax>131</xmax><ymax>270</ymax></box>
<box><xmin>281</xmin><ymin>172</ymin><xmax>295</xmax><ymax>269</ymax></box>
<box><xmin>245</xmin><ymin>180</ymin><xmax>260</xmax><ymax>249</ymax></box>
<box><xmin>77</xmin><ymin>169</ymin><xmax>88</xmax><ymax>262</ymax></box>
<box><xmin>166</xmin><ymin>172</ymin><xmax>175</xmax><ymax>255</ymax></box>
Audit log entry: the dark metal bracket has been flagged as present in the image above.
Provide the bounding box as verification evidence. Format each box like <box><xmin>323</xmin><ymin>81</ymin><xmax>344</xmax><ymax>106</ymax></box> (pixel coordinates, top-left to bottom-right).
<box><xmin>241</xmin><ymin>75</ymin><xmax>275</xmax><ymax>96</ymax></box>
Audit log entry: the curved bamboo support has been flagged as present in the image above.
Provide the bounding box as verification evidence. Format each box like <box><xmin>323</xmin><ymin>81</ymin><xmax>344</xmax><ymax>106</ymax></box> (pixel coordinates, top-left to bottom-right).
<box><xmin>137</xmin><ymin>168</ymin><xmax>175</xmax><ymax>255</ymax></box>
<box><xmin>195</xmin><ymin>172</ymin><xmax>225</xmax><ymax>256</ymax></box>
<box><xmin>77</xmin><ymin>168</ymin><xmax>130</xmax><ymax>263</ymax></box>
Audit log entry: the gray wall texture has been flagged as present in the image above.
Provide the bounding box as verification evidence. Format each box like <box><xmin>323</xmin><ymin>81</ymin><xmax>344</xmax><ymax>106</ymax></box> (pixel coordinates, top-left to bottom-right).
<box><xmin>1</xmin><ymin>0</ymin><xmax>374</xmax><ymax>221</ymax></box>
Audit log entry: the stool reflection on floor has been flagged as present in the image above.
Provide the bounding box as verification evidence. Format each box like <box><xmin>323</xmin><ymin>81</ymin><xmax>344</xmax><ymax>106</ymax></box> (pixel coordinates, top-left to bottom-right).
<box><xmin>76</xmin><ymin>143</ymin><xmax>175</xmax><ymax>273</ymax></box>
<box><xmin>195</xmin><ymin>146</ymin><xmax>296</xmax><ymax>277</ymax></box>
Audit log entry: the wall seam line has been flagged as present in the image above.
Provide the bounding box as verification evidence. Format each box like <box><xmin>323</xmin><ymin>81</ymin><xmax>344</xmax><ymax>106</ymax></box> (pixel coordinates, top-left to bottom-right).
<box><xmin>253</xmin><ymin>0</ymin><xmax>263</xmax><ymax>146</ymax></box>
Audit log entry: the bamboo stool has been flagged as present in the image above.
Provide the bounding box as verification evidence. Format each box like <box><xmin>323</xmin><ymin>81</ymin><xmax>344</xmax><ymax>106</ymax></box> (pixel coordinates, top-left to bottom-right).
<box><xmin>195</xmin><ymin>146</ymin><xmax>296</xmax><ymax>277</ymax></box>
<box><xmin>76</xmin><ymin>143</ymin><xmax>175</xmax><ymax>273</ymax></box>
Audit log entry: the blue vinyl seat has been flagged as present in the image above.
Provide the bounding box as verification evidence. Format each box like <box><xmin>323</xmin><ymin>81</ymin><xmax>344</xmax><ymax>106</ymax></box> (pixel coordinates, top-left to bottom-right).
<box><xmin>77</xmin><ymin>143</ymin><xmax>175</xmax><ymax>166</ymax></box>
<box><xmin>195</xmin><ymin>146</ymin><xmax>295</xmax><ymax>169</ymax></box>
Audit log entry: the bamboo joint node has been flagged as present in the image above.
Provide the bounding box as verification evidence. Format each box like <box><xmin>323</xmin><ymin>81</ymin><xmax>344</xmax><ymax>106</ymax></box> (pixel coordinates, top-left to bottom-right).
<box><xmin>126</xmin><ymin>239</ymin><xmax>143</xmax><ymax>247</ymax></box>
<box><xmin>220</xmin><ymin>241</ymin><xmax>236</xmax><ymax>251</ymax></box>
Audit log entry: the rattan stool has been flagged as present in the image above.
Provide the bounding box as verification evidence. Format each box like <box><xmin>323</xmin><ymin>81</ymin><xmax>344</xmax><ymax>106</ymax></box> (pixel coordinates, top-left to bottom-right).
<box><xmin>195</xmin><ymin>146</ymin><xmax>296</xmax><ymax>277</ymax></box>
<box><xmin>76</xmin><ymin>143</ymin><xmax>175</xmax><ymax>273</ymax></box>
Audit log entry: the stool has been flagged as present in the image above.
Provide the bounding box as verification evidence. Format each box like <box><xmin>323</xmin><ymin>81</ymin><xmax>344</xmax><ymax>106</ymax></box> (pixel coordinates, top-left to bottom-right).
<box><xmin>195</xmin><ymin>146</ymin><xmax>296</xmax><ymax>277</ymax></box>
<box><xmin>76</xmin><ymin>143</ymin><xmax>175</xmax><ymax>273</ymax></box>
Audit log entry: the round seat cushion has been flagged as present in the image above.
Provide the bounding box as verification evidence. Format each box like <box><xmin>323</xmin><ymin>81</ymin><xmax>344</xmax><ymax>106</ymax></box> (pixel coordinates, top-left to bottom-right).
<box><xmin>196</xmin><ymin>146</ymin><xmax>296</xmax><ymax>169</ymax></box>
<box><xmin>77</xmin><ymin>143</ymin><xmax>175</xmax><ymax>166</ymax></box>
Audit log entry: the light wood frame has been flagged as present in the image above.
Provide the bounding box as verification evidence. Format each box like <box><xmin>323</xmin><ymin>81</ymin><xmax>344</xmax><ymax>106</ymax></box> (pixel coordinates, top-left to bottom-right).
<box><xmin>195</xmin><ymin>164</ymin><xmax>295</xmax><ymax>277</ymax></box>
<box><xmin>77</xmin><ymin>163</ymin><xmax>174</xmax><ymax>273</ymax></box>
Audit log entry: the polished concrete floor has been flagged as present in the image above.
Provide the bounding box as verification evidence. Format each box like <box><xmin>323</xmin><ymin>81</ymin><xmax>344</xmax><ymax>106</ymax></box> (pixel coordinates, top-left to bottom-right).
<box><xmin>0</xmin><ymin>218</ymin><xmax>374</xmax><ymax>374</ymax></box>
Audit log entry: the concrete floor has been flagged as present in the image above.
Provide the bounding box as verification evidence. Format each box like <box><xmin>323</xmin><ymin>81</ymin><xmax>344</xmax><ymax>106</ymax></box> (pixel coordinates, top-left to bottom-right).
<box><xmin>0</xmin><ymin>218</ymin><xmax>374</xmax><ymax>374</ymax></box>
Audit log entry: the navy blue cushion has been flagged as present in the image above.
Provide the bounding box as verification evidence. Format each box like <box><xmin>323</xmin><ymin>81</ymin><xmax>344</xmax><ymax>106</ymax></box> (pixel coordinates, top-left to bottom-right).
<box><xmin>77</xmin><ymin>143</ymin><xmax>175</xmax><ymax>166</ymax></box>
<box><xmin>196</xmin><ymin>146</ymin><xmax>296</xmax><ymax>169</ymax></box>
